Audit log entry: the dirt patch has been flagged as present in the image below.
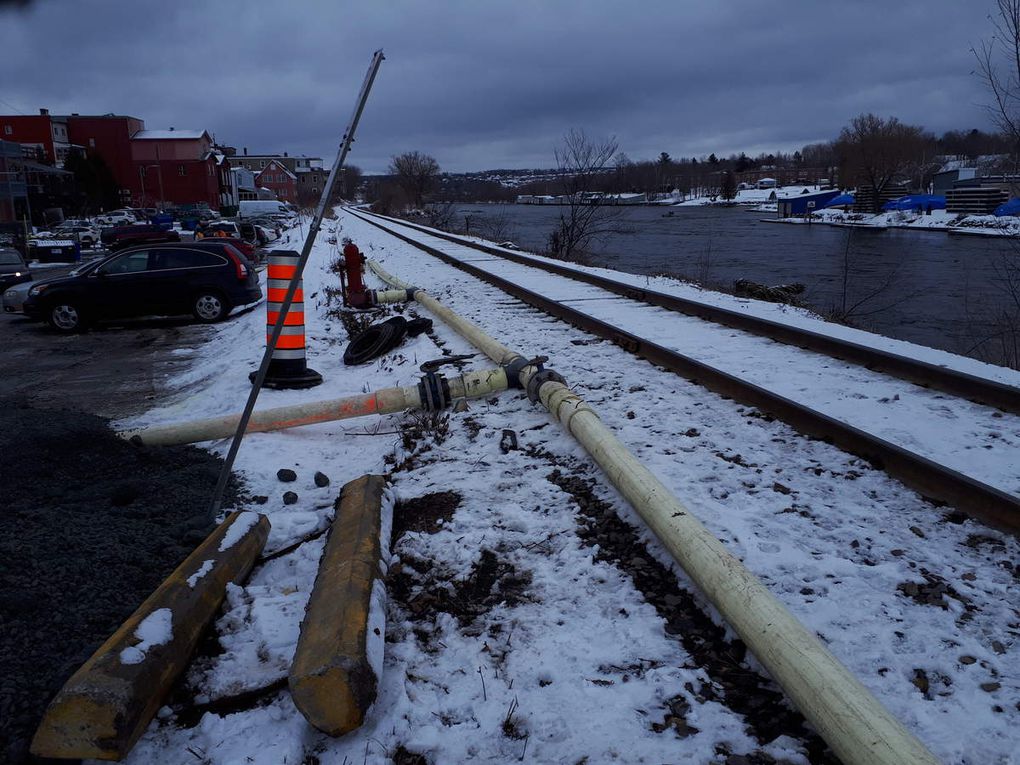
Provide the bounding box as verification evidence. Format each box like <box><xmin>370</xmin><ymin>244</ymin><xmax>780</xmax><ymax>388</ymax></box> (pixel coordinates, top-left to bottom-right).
<box><xmin>388</xmin><ymin>548</ymin><xmax>532</xmax><ymax>630</ymax></box>
<box><xmin>0</xmin><ymin>398</ymin><xmax>241</xmax><ymax>763</ymax></box>
<box><xmin>392</xmin><ymin>491</ymin><xmax>462</xmax><ymax>540</ymax></box>
<box><xmin>544</xmin><ymin>467</ymin><xmax>837</xmax><ymax>763</ymax></box>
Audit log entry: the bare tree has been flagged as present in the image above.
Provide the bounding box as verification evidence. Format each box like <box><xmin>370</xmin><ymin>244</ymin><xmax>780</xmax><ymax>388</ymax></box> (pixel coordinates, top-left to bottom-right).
<box><xmin>827</xmin><ymin>226</ymin><xmax>921</xmax><ymax>325</ymax></box>
<box><xmin>547</xmin><ymin>129</ymin><xmax>622</xmax><ymax>262</ymax></box>
<box><xmin>389</xmin><ymin>151</ymin><xmax>440</xmax><ymax>209</ymax></box>
<box><xmin>834</xmin><ymin>114</ymin><xmax>930</xmax><ymax>212</ymax></box>
<box><xmin>720</xmin><ymin>170</ymin><xmax>738</xmax><ymax>201</ymax></box>
<box><xmin>422</xmin><ymin>201</ymin><xmax>457</xmax><ymax>230</ymax></box>
<box><xmin>968</xmin><ymin>2</ymin><xmax>1020</xmax><ymax>368</ymax></box>
<box><xmin>974</xmin><ymin>0</ymin><xmax>1020</xmax><ymax>151</ymax></box>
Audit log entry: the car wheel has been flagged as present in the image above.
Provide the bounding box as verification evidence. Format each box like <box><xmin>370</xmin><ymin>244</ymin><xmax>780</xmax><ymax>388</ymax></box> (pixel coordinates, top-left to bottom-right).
<box><xmin>48</xmin><ymin>302</ymin><xmax>85</xmax><ymax>332</ymax></box>
<box><xmin>193</xmin><ymin>292</ymin><xmax>230</xmax><ymax>323</ymax></box>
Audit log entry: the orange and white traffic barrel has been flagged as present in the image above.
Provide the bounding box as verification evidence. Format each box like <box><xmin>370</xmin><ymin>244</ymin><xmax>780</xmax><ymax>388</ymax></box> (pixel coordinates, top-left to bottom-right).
<box><xmin>254</xmin><ymin>250</ymin><xmax>323</xmax><ymax>389</ymax></box>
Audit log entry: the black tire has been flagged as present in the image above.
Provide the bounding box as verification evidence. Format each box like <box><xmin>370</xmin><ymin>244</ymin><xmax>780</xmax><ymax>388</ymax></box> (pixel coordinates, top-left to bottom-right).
<box><xmin>405</xmin><ymin>317</ymin><xmax>433</xmax><ymax>337</ymax></box>
<box><xmin>343</xmin><ymin>317</ymin><xmax>408</xmax><ymax>365</ymax></box>
<box><xmin>193</xmin><ymin>291</ymin><xmax>230</xmax><ymax>323</ymax></box>
<box><xmin>47</xmin><ymin>301</ymin><xmax>86</xmax><ymax>333</ymax></box>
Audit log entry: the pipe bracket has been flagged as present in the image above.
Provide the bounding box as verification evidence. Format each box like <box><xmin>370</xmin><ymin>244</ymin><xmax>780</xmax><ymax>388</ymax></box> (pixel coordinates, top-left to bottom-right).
<box><xmin>504</xmin><ymin>355</ymin><xmax>548</xmax><ymax>389</ymax></box>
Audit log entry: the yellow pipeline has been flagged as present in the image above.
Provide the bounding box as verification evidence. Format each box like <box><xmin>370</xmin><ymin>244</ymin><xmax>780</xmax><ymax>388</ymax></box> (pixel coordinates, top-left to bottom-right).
<box><xmin>366</xmin><ymin>257</ymin><xmax>940</xmax><ymax>765</ymax></box>
<box><xmin>120</xmin><ymin>368</ymin><xmax>510</xmax><ymax>446</ymax></box>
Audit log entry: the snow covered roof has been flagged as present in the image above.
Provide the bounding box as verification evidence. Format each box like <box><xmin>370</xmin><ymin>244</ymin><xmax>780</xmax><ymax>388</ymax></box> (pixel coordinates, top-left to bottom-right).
<box><xmin>256</xmin><ymin>161</ymin><xmax>296</xmax><ymax>180</ymax></box>
<box><xmin>132</xmin><ymin>129</ymin><xmax>210</xmax><ymax>141</ymax></box>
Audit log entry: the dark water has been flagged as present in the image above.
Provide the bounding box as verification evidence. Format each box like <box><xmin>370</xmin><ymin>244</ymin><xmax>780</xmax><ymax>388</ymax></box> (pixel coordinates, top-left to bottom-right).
<box><xmin>455</xmin><ymin>204</ymin><xmax>1017</xmax><ymax>360</ymax></box>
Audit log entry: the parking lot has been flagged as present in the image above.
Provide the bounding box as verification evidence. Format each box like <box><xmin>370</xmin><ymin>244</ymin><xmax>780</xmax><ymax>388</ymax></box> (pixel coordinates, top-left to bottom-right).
<box><xmin>1</xmin><ymin>307</ymin><xmax>210</xmax><ymax>419</ymax></box>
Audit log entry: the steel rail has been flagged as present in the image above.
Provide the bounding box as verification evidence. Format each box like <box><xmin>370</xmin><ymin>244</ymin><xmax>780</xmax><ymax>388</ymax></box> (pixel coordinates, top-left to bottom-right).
<box><xmin>357</xmin><ymin>209</ymin><xmax>1020</xmax><ymax>415</ymax></box>
<box><xmin>350</xmin><ymin>209</ymin><xmax>1020</xmax><ymax>532</ymax></box>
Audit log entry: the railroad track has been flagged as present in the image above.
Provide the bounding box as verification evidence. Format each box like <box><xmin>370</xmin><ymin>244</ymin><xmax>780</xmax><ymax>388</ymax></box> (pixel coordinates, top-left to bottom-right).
<box><xmin>356</xmin><ymin>210</ymin><xmax>1020</xmax><ymax>415</ymax></box>
<box><xmin>346</xmin><ymin>208</ymin><xmax>1020</xmax><ymax>533</ymax></box>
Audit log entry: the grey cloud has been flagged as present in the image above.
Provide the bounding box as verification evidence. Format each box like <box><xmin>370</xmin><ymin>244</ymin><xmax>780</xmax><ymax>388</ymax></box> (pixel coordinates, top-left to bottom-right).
<box><xmin>0</xmin><ymin>0</ymin><xmax>998</xmax><ymax>172</ymax></box>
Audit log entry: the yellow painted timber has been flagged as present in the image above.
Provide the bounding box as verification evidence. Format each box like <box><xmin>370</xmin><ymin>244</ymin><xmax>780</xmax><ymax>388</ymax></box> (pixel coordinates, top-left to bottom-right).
<box><xmin>289</xmin><ymin>474</ymin><xmax>388</xmax><ymax>736</ymax></box>
<box><xmin>31</xmin><ymin>510</ymin><xmax>270</xmax><ymax>761</ymax></box>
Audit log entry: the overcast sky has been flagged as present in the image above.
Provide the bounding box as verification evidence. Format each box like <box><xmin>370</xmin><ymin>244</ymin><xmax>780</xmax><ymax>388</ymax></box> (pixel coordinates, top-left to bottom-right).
<box><xmin>0</xmin><ymin>1</ymin><xmax>999</xmax><ymax>173</ymax></box>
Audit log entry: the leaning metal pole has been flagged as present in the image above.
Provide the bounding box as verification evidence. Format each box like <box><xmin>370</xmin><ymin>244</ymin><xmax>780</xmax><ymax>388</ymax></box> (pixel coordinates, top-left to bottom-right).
<box><xmin>208</xmin><ymin>49</ymin><xmax>385</xmax><ymax>515</ymax></box>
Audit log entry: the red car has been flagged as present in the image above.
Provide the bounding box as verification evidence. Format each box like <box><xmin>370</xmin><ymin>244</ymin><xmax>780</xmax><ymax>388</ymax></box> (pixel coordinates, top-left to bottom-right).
<box><xmin>101</xmin><ymin>224</ymin><xmax>180</xmax><ymax>251</ymax></box>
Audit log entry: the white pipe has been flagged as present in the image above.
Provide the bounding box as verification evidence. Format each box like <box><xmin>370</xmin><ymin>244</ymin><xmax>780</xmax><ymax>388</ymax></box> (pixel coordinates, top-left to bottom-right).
<box><xmin>366</xmin><ymin>257</ymin><xmax>939</xmax><ymax>765</ymax></box>
<box><xmin>121</xmin><ymin>368</ymin><xmax>510</xmax><ymax>446</ymax></box>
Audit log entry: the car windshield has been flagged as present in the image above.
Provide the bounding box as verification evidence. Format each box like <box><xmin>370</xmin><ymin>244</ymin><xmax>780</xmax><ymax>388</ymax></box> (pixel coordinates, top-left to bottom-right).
<box><xmin>0</xmin><ymin>252</ymin><xmax>24</xmax><ymax>265</ymax></box>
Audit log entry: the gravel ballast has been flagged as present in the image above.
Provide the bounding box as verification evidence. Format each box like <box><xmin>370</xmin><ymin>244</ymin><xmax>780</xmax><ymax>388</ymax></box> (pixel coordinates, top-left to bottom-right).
<box><xmin>0</xmin><ymin>398</ymin><xmax>241</xmax><ymax>763</ymax></box>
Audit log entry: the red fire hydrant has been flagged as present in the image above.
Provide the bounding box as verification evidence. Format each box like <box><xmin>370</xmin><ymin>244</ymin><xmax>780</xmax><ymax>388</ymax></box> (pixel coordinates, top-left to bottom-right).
<box><xmin>342</xmin><ymin>240</ymin><xmax>371</xmax><ymax>308</ymax></box>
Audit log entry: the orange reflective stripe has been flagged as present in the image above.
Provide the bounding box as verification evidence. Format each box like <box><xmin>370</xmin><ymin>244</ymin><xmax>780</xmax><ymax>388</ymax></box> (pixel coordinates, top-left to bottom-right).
<box><xmin>270</xmin><ymin>334</ymin><xmax>306</xmax><ymax>349</ymax></box>
<box><xmin>268</xmin><ymin>288</ymin><xmax>303</xmax><ymax>303</ymax></box>
<box><xmin>267</xmin><ymin>311</ymin><xmax>304</xmax><ymax>326</ymax></box>
<box><xmin>268</xmin><ymin>265</ymin><xmax>298</xmax><ymax>279</ymax></box>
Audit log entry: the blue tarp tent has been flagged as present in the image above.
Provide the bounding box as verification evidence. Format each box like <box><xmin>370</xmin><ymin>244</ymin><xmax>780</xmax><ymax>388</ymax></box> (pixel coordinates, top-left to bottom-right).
<box><xmin>821</xmin><ymin>193</ymin><xmax>854</xmax><ymax>208</ymax></box>
<box><xmin>994</xmin><ymin>198</ymin><xmax>1020</xmax><ymax>217</ymax></box>
<box><xmin>881</xmin><ymin>194</ymin><xmax>946</xmax><ymax>212</ymax></box>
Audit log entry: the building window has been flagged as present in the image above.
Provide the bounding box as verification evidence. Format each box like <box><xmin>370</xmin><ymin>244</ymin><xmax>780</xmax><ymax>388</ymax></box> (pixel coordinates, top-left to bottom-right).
<box><xmin>89</xmin><ymin>138</ymin><xmax>95</xmax><ymax>148</ymax></box>
<box><xmin>178</xmin><ymin>164</ymin><xmax>186</xmax><ymax>176</ymax></box>
<box><xmin>3</xmin><ymin>125</ymin><xmax>11</xmax><ymax>135</ymax></box>
<box><xmin>260</xmin><ymin>161</ymin><xmax>266</xmax><ymax>168</ymax></box>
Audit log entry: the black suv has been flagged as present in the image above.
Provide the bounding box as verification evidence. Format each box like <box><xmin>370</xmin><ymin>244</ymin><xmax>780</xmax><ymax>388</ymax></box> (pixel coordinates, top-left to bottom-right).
<box><xmin>23</xmin><ymin>242</ymin><xmax>262</xmax><ymax>332</ymax></box>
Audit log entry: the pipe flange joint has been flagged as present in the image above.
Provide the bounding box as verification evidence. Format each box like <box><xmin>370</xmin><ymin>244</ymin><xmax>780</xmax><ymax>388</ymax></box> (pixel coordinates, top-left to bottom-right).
<box><xmin>405</xmin><ymin>287</ymin><xmax>418</xmax><ymax>301</ymax></box>
<box><xmin>526</xmin><ymin>369</ymin><xmax>566</xmax><ymax>403</ymax></box>
<box><xmin>504</xmin><ymin>355</ymin><xmax>548</xmax><ymax>389</ymax></box>
<box><xmin>418</xmin><ymin>372</ymin><xmax>451</xmax><ymax>411</ymax></box>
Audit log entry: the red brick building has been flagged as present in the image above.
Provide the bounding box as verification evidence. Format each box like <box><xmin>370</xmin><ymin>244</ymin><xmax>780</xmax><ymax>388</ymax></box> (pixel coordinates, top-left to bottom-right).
<box><xmin>254</xmin><ymin>159</ymin><xmax>297</xmax><ymax>202</ymax></box>
<box><xmin>0</xmin><ymin>108</ymin><xmax>230</xmax><ymax>211</ymax></box>
<box><xmin>0</xmin><ymin>108</ymin><xmax>73</xmax><ymax>165</ymax></box>
<box><xmin>66</xmin><ymin>114</ymin><xmax>145</xmax><ymax>204</ymax></box>
<box><xmin>130</xmin><ymin>129</ymin><xmax>221</xmax><ymax>210</ymax></box>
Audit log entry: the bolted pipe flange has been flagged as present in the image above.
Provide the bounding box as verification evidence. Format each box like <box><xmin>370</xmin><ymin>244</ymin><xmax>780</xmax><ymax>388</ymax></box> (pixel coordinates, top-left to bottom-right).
<box><xmin>417</xmin><ymin>372</ymin><xmax>451</xmax><ymax>411</ymax></box>
<box><xmin>526</xmin><ymin>368</ymin><xmax>566</xmax><ymax>403</ymax></box>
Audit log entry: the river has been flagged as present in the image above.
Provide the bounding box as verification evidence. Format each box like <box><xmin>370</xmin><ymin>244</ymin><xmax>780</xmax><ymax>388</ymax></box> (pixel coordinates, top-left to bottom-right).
<box><xmin>453</xmin><ymin>203</ymin><xmax>1017</xmax><ymax>362</ymax></box>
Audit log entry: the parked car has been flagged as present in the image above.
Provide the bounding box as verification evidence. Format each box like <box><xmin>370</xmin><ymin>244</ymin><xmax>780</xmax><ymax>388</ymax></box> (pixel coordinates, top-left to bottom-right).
<box><xmin>0</xmin><ymin>248</ymin><xmax>31</xmax><ymax>291</ymax></box>
<box><xmin>196</xmin><ymin>221</ymin><xmax>242</xmax><ymax>239</ymax></box>
<box><xmin>203</xmin><ymin>236</ymin><xmax>256</xmax><ymax>259</ymax></box>
<box><xmin>3</xmin><ymin>260</ymin><xmax>100</xmax><ymax>314</ymax></box>
<box><xmin>51</xmin><ymin>224</ymin><xmax>100</xmax><ymax>247</ymax></box>
<box><xmin>101</xmin><ymin>224</ymin><xmax>181</xmax><ymax>251</ymax></box>
<box><xmin>95</xmin><ymin>210</ymin><xmax>137</xmax><ymax>226</ymax></box>
<box><xmin>22</xmin><ymin>242</ymin><xmax>261</xmax><ymax>332</ymax></box>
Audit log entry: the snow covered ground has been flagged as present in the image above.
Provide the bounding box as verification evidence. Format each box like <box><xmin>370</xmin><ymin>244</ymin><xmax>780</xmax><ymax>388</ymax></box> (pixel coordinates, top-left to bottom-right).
<box><xmin>771</xmin><ymin>208</ymin><xmax>1020</xmax><ymax>237</ymax></box>
<box><xmin>112</xmin><ymin>210</ymin><xmax>1019</xmax><ymax>765</ymax></box>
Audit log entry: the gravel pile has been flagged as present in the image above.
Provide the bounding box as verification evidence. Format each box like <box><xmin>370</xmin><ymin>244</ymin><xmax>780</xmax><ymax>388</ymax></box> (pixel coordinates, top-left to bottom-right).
<box><xmin>0</xmin><ymin>398</ymin><xmax>240</xmax><ymax>763</ymax></box>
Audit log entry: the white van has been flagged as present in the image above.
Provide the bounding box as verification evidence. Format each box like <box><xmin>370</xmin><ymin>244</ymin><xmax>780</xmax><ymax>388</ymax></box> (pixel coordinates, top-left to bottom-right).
<box><xmin>238</xmin><ymin>200</ymin><xmax>291</xmax><ymax>218</ymax></box>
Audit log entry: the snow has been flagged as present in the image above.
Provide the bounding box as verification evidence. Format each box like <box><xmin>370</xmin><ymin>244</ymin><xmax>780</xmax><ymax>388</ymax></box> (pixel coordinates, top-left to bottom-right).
<box><xmin>187</xmin><ymin>559</ymin><xmax>215</xmax><ymax>588</ymax></box>
<box><xmin>217</xmin><ymin>511</ymin><xmax>261</xmax><ymax>552</ymax></box>
<box><xmin>132</xmin><ymin>129</ymin><xmax>208</xmax><ymax>140</ymax></box>
<box><xmin>111</xmin><ymin>211</ymin><xmax>1020</xmax><ymax>765</ymax></box>
<box><xmin>356</xmin><ymin>216</ymin><xmax>1020</xmax><ymax>495</ymax></box>
<box><xmin>120</xmin><ymin>608</ymin><xmax>174</xmax><ymax>665</ymax></box>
